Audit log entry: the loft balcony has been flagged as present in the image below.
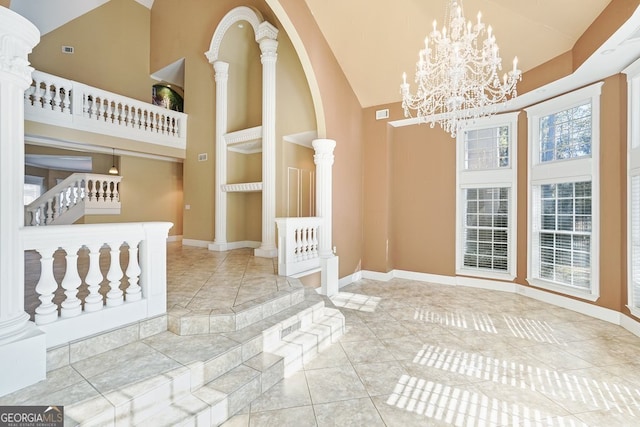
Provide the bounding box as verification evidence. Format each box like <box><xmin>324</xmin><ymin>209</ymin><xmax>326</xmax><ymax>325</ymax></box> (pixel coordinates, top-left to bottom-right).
<box><xmin>24</xmin><ymin>70</ymin><xmax>187</xmax><ymax>157</ymax></box>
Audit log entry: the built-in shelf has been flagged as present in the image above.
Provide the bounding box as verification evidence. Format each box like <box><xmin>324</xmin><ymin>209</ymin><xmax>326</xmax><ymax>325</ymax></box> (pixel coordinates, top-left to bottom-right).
<box><xmin>221</xmin><ymin>182</ymin><xmax>263</xmax><ymax>192</ymax></box>
<box><xmin>225</xmin><ymin>126</ymin><xmax>262</xmax><ymax>154</ymax></box>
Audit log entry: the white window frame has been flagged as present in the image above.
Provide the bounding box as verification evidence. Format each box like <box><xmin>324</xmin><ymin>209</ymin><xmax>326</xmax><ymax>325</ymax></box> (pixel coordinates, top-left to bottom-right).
<box><xmin>624</xmin><ymin>58</ymin><xmax>640</xmax><ymax>318</ymax></box>
<box><xmin>526</xmin><ymin>82</ymin><xmax>602</xmax><ymax>301</ymax></box>
<box><xmin>456</xmin><ymin>112</ymin><xmax>519</xmax><ymax>281</ymax></box>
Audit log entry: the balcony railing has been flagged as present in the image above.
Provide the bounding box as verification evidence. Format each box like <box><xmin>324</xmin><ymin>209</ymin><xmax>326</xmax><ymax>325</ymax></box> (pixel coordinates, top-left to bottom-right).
<box><xmin>24</xmin><ymin>70</ymin><xmax>187</xmax><ymax>150</ymax></box>
<box><xmin>275</xmin><ymin>217</ymin><xmax>323</xmax><ymax>276</ymax></box>
<box><xmin>22</xmin><ymin>222</ymin><xmax>172</xmax><ymax>348</ymax></box>
<box><xmin>25</xmin><ymin>173</ymin><xmax>122</xmax><ymax>226</ymax></box>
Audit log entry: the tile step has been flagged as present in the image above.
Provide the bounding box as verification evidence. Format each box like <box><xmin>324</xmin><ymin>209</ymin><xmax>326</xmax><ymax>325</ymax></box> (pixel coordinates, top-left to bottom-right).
<box><xmin>169</xmin><ymin>284</ymin><xmax>306</xmax><ymax>336</ymax></box>
<box><xmin>16</xmin><ymin>293</ymin><xmax>343</xmax><ymax>426</ymax></box>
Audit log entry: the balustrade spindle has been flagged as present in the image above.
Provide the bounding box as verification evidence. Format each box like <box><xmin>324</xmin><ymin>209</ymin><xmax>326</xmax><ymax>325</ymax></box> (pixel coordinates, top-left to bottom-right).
<box><xmin>110</xmin><ymin>101</ymin><xmax>117</xmax><ymax>123</ymax></box>
<box><xmin>134</xmin><ymin>107</ymin><xmax>141</xmax><ymax>129</ymax></box>
<box><xmin>42</xmin><ymin>81</ymin><xmax>51</xmax><ymax>110</ymax></box>
<box><xmin>53</xmin><ymin>194</ymin><xmax>61</xmax><ymax>218</ymax></box>
<box><xmin>60</xmin><ymin>245</ymin><xmax>82</xmax><ymax>318</ymax></box>
<box><xmin>294</xmin><ymin>228</ymin><xmax>301</xmax><ymax>259</ymax></box>
<box><xmin>61</xmin><ymin>88</ymin><xmax>70</xmax><ymax>113</ymax></box>
<box><xmin>34</xmin><ymin>247</ymin><xmax>60</xmax><ymax>325</ymax></box>
<box><xmin>25</xmin><ymin>83</ymin><xmax>35</xmax><ymax>106</ymax></box>
<box><xmin>105</xmin><ymin>241</ymin><xmax>124</xmax><ymax>306</ymax></box>
<box><xmin>46</xmin><ymin>199</ymin><xmax>54</xmax><ymax>224</ymax></box>
<box><xmin>311</xmin><ymin>227</ymin><xmax>319</xmax><ymax>256</ymax></box>
<box><xmin>95</xmin><ymin>97</ymin><xmax>103</xmax><ymax>121</ymax></box>
<box><xmin>124</xmin><ymin>240</ymin><xmax>142</xmax><ymax>301</ymax></box>
<box><xmin>83</xmin><ymin>243</ymin><xmax>105</xmax><ymax>312</ymax></box>
<box><xmin>123</xmin><ymin>104</ymin><xmax>130</xmax><ymax>127</ymax></box>
<box><xmin>51</xmin><ymin>84</ymin><xmax>62</xmax><ymax>112</ymax></box>
<box><xmin>301</xmin><ymin>227</ymin><xmax>309</xmax><ymax>259</ymax></box>
<box><xmin>87</xmin><ymin>179</ymin><xmax>95</xmax><ymax>202</ymax></box>
<box><xmin>113</xmin><ymin>180</ymin><xmax>120</xmax><ymax>202</ymax></box>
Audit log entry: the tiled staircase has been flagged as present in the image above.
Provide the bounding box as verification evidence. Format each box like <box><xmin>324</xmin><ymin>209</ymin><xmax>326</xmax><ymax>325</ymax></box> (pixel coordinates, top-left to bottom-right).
<box><xmin>0</xmin><ymin>281</ymin><xmax>345</xmax><ymax>426</ymax></box>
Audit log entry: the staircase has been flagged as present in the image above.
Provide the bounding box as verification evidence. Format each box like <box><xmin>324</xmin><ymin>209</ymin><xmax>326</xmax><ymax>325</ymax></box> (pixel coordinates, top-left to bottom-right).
<box><xmin>25</xmin><ymin>173</ymin><xmax>122</xmax><ymax>226</ymax></box>
<box><xmin>1</xmin><ymin>281</ymin><xmax>345</xmax><ymax>426</ymax></box>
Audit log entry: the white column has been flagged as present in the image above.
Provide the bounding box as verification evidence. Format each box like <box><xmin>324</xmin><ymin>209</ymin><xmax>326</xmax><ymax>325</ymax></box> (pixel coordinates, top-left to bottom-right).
<box><xmin>255</xmin><ymin>33</ymin><xmax>278</xmax><ymax>258</ymax></box>
<box><xmin>0</xmin><ymin>7</ymin><xmax>45</xmax><ymax>397</ymax></box>
<box><xmin>209</xmin><ymin>61</ymin><xmax>229</xmax><ymax>252</ymax></box>
<box><xmin>312</xmin><ymin>139</ymin><xmax>339</xmax><ymax>296</ymax></box>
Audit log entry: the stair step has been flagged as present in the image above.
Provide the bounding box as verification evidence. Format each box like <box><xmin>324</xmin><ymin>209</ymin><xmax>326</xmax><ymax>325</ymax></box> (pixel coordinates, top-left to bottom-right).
<box><xmin>265</xmin><ymin>306</ymin><xmax>345</xmax><ymax>377</ymax></box>
<box><xmin>7</xmin><ymin>287</ymin><xmax>345</xmax><ymax>427</ymax></box>
<box><xmin>168</xmin><ymin>286</ymin><xmax>305</xmax><ymax>336</ymax></box>
<box><xmin>244</xmin><ymin>352</ymin><xmax>284</xmax><ymax>393</ymax></box>
<box><xmin>200</xmin><ymin>364</ymin><xmax>262</xmax><ymax>419</ymax></box>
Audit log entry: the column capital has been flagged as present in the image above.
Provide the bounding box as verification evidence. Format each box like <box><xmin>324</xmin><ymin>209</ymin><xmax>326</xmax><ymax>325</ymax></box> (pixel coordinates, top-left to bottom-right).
<box><xmin>0</xmin><ymin>8</ymin><xmax>39</xmax><ymax>88</ymax></box>
<box><xmin>259</xmin><ymin>38</ymin><xmax>278</xmax><ymax>63</ymax></box>
<box><xmin>213</xmin><ymin>61</ymin><xmax>229</xmax><ymax>81</ymax></box>
<box><xmin>313</xmin><ymin>139</ymin><xmax>336</xmax><ymax>165</ymax></box>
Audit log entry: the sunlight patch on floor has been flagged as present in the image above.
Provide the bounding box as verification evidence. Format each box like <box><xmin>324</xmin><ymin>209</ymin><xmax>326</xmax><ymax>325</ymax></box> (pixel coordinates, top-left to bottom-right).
<box><xmin>329</xmin><ymin>292</ymin><xmax>381</xmax><ymax>312</ymax></box>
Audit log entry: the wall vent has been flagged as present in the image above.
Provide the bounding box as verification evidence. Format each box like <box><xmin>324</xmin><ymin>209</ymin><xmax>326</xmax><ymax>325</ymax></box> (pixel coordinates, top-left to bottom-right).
<box><xmin>198</xmin><ymin>153</ymin><xmax>208</xmax><ymax>161</ymax></box>
<box><xmin>61</xmin><ymin>46</ymin><xmax>74</xmax><ymax>54</ymax></box>
<box><xmin>375</xmin><ymin>109</ymin><xmax>389</xmax><ymax>120</ymax></box>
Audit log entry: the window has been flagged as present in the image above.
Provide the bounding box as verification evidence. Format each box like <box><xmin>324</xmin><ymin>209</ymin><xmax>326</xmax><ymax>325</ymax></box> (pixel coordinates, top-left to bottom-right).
<box><xmin>456</xmin><ymin>113</ymin><xmax>518</xmax><ymax>280</ymax></box>
<box><xmin>625</xmin><ymin>59</ymin><xmax>640</xmax><ymax>317</ymax></box>
<box><xmin>24</xmin><ymin>175</ymin><xmax>44</xmax><ymax>205</ymax></box>
<box><xmin>526</xmin><ymin>83</ymin><xmax>601</xmax><ymax>301</ymax></box>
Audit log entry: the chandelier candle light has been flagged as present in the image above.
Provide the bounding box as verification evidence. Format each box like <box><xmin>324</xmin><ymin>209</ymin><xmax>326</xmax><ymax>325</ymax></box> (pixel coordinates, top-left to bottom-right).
<box><xmin>400</xmin><ymin>0</ymin><xmax>522</xmax><ymax>137</ymax></box>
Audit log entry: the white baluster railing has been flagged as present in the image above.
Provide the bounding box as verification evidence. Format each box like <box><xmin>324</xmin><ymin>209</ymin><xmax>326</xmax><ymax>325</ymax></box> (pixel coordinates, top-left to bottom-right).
<box><xmin>25</xmin><ymin>70</ymin><xmax>187</xmax><ymax>150</ymax></box>
<box><xmin>25</xmin><ymin>173</ymin><xmax>122</xmax><ymax>226</ymax></box>
<box><xmin>275</xmin><ymin>217</ymin><xmax>322</xmax><ymax>276</ymax></box>
<box><xmin>22</xmin><ymin>222</ymin><xmax>172</xmax><ymax>348</ymax></box>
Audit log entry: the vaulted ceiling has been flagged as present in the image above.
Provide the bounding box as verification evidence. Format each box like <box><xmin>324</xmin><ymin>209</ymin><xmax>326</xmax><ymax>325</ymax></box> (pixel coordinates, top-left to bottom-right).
<box><xmin>9</xmin><ymin>0</ymin><xmax>637</xmax><ymax>108</ymax></box>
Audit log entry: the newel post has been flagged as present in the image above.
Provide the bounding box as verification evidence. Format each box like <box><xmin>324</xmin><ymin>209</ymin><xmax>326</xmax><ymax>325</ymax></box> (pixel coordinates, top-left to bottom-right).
<box><xmin>313</xmin><ymin>138</ymin><xmax>339</xmax><ymax>296</ymax></box>
<box><xmin>0</xmin><ymin>7</ymin><xmax>44</xmax><ymax>397</ymax></box>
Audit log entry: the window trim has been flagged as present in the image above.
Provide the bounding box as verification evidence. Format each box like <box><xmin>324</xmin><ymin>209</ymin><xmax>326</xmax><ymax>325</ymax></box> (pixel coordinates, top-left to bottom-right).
<box><xmin>456</xmin><ymin>112</ymin><xmax>519</xmax><ymax>281</ymax></box>
<box><xmin>624</xmin><ymin>58</ymin><xmax>640</xmax><ymax>318</ymax></box>
<box><xmin>526</xmin><ymin>82</ymin><xmax>602</xmax><ymax>302</ymax></box>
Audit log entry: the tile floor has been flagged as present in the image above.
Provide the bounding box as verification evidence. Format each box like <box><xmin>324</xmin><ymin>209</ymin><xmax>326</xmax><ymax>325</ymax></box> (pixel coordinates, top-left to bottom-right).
<box><xmin>14</xmin><ymin>244</ymin><xmax>640</xmax><ymax>426</ymax></box>
<box><xmin>223</xmin><ymin>277</ymin><xmax>640</xmax><ymax>427</ymax></box>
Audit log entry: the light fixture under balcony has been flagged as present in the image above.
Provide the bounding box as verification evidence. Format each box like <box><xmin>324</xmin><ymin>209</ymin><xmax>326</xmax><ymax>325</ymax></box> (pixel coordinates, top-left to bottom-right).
<box><xmin>108</xmin><ymin>148</ymin><xmax>119</xmax><ymax>175</ymax></box>
<box><xmin>400</xmin><ymin>0</ymin><xmax>522</xmax><ymax>137</ymax></box>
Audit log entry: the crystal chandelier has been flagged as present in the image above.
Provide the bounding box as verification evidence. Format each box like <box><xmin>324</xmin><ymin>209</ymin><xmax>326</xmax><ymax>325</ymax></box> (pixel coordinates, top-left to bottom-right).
<box><xmin>400</xmin><ymin>0</ymin><xmax>522</xmax><ymax>137</ymax></box>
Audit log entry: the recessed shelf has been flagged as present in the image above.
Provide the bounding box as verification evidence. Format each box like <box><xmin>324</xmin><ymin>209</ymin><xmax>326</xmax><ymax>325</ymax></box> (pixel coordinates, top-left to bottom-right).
<box><xmin>225</xmin><ymin>126</ymin><xmax>262</xmax><ymax>154</ymax></box>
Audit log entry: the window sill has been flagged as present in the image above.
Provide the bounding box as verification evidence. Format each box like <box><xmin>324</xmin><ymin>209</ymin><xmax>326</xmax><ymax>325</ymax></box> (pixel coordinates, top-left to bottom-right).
<box><xmin>526</xmin><ymin>277</ymin><xmax>599</xmax><ymax>302</ymax></box>
<box><xmin>456</xmin><ymin>268</ymin><xmax>516</xmax><ymax>282</ymax></box>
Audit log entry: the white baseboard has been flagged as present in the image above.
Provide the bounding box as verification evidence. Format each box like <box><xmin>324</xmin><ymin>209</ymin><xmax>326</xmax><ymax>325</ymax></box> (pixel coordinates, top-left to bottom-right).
<box><xmin>182</xmin><ymin>239</ymin><xmax>211</xmax><ymax>248</ymax></box>
<box><xmin>355</xmin><ymin>268</ymin><xmax>640</xmax><ymax>337</ymax></box>
<box><xmin>167</xmin><ymin>235</ymin><xmax>182</xmax><ymax>243</ymax></box>
<box><xmin>339</xmin><ymin>270</ymin><xmax>362</xmax><ymax>288</ymax></box>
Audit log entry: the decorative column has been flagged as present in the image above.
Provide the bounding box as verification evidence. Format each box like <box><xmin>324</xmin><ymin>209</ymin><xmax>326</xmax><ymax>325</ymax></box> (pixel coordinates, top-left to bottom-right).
<box><xmin>312</xmin><ymin>139</ymin><xmax>339</xmax><ymax>296</ymax></box>
<box><xmin>255</xmin><ymin>22</ymin><xmax>279</xmax><ymax>258</ymax></box>
<box><xmin>209</xmin><ymin>61</ymin><xmax>229</xmax><ymax>252</ymax></box>
<box><xmin>0</xmin><ymin>7</ymin><xmax>44</xmax><ymax>397</ymax></box>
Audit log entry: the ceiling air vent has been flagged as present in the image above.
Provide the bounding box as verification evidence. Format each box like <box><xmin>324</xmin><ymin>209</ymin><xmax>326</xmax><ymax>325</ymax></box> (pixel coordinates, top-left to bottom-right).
<box><xmin>61</xmin><ymin>45</ymin><xmax>74</xmax><ymax>54</ymax></box>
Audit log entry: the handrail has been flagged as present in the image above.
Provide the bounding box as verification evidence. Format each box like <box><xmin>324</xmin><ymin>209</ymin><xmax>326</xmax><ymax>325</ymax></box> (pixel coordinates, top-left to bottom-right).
<box><xmin>24</xmin><ymin>70</ymin><xmax>187</xmax><ymax>150</ymax></box>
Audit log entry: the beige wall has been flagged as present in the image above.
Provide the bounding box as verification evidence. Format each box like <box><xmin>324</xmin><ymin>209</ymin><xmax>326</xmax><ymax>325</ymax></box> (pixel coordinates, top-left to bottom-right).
<box><xmin>28</xmin><ymin>0</ymin><xmax>154</xmax><ymax>102</ymax></box>
<box><xmin>359</xmin><ymin>0</ymin><xmax>638</xmax><ymax>319</ymax></box>
<box><xmin>151</xmin><ymin>0</ymin><xmax>319</xmax><ymax>250</ymax></box>
<box><xmin>83</xmin><ymin>155</ymin><xmax>183</xmax><ymax>236</ymax></box>
<box><xmin>274</xmin><ymin>0</ymin><xmax>364</xmax><ymax>278</ymax></box>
